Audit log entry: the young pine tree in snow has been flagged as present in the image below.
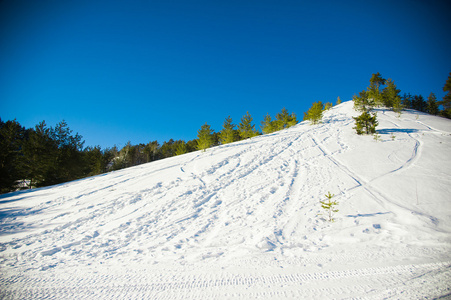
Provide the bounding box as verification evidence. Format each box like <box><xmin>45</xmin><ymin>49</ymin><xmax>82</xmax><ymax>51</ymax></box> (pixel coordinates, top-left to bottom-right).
<box><xmin>353</xmin><ymin>90</ymin><xmax>374</xmax><ymax>113</ymax></box>
<box><xmin>353</xmin><ymin>111</ymin><xmax>378</xmax><ymax>135</ymax></box>
<box><xmin>382</xmin><ymin>78</ymin><xmax>401</xmax><ymax>109</ymax></box>
<box><xmin>261</xmin><ymin>113</ymin><xmax>276</xmax><ymax>134</ymax></box>
<box><xmin>197</xmin><ymin>123</ymin><xmax>214</xmax><ymax>152</ymax></box>
<box><xmin>320</xmin><ymin>192</ymin><xmax>339</xmax><ymax>222</ymax></box>
<box><xmin>304</xmin><ymin>101</ymin><xmax>324</xmax><ymax>125</ymax></box>
<box><xmin>274</xmin><ymin>108</ymin><xmax>291</xmax><ymax>130</ymax></box>
<box><xmin>368</xmin><ymin>72</ymin><xmax>386</xmax><ymax>107</ymax></box>
<box><xmin>238</xmin><ymin>111</ymin><xmax>259</xmax><ymax>139</ymax></box>
<box><xmin>219</xmin><ymin>116</ymin><xmax>237</xmax><ymax>145</ymax></box>
<box><xmin>287</xmin><ymin>112</ymin><xmax>298</xmax><ymax>127</ymax></box>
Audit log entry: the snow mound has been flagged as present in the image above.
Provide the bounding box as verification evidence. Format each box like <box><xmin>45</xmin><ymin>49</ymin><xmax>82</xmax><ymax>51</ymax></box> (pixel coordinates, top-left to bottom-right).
<box><xmin>1</xmin><ymin>101</ymin><xmax>451</xmax><ymax>299</ymax></box>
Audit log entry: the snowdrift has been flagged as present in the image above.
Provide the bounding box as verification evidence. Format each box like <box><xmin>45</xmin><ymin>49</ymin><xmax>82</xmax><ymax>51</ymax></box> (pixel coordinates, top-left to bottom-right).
<box><xmin>1</xmin><ymin>101</ymin><xmax>451</xmax><ymax>299</ymax></box>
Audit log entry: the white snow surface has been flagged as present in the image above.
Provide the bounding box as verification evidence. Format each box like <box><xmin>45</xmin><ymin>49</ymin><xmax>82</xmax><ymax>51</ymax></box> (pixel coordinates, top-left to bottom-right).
<box><xmin>1</xmin><ymin>101</ymin><xmax>451</xmax><ymax>299</ymax></box>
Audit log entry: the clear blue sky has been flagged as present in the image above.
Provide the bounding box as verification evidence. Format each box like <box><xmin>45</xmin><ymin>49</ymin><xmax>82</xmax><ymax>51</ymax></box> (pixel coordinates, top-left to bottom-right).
<box><xmin>1</xmin><ymin>0</ymin><xmax>450</xmax><ymax>149</ymax></box>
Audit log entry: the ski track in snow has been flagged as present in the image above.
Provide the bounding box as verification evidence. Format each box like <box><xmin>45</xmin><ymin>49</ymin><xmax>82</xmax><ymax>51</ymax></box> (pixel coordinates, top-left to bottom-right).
<box><xmin>1</xmin><ymin>101</ymin><xmax>451</xmax><ymax>299</ymax></box>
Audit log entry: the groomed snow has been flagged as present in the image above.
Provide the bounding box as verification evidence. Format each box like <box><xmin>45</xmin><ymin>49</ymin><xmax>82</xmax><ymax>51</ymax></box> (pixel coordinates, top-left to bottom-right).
<box><xmin>1</xmin><ymin>101</ymin><xmax>451</xmax><ymax>299</ymax></box>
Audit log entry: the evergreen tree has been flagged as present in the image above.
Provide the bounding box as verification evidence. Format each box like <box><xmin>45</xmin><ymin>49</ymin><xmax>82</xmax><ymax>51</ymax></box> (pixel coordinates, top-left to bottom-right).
<box><xmin>0</xmin><ymin>119</ymin><xmax>26</xmax><ymax>192</ymax></box>
<box><xmin>22</xmin><ymin>121</ymin><xmax>57</xmax><ymax>187</ymax></box>
<box><xmin>439</xmin><ymin>72</ymin><xmax>451</xmax><ymax>118</ymax></box>
<box><xmin>353</xmin><ymin>112</ymin><xmax>378</xmax><ymax>135</ymax></box>
<box><xmin>287</xmin><ymin>112</ymin><xmax>298</xmax><ymax>127</ymax></box>
<box><xmin>368</xmin><ymin>72</ymin><xmax>386</xmax><ymax>107</ymax></box>
<box><xmin>219</xmin><ymin>116</ymin><xmax>237</xmax><ymax>144</ymax></box>
<box><xmin>324</xmin><ymin>102</ymin><xmax>333</xmax><ymax>110</ymax></box>
<box><xmin>382</xmin><ymin>78</ymin><xmax>401</xmax><ymax>108</ymax></box>
<box><xmin>144</xmin><ymin>140</ymin><xmax>160</xmax><ymax>162</ymax></box>
<box><xmin>274</xmin><ymin>108</ymin><xmax>291</xmax><ymax>130</ymax></box>
<box><xmin>427</xmin><ymin>93</ymin><xmax>439</xmax><ymax>115</ymax></box>
<box><xmin>392</xmin><ymin>93</ymin><xmax>403</xmax><ymax>114</ymax></box>
<box><xmin>160</xmin><ymin>139</ymin><xmax>176</xmax><ymax>158</ymax></box>
<box><xmin>304</xmin><ymin>101</ymin><xmax>324</xmax><ymax>124</ymax></box>
<box><xmin>238</xmin><ymin>111</ymin><xmax>258</xmax><ymax>139</ymax></box>
<box><xmin>186</xmin><ymin>139</ymin><xmax>198</xmax><ymax>153</ymax></box>
<box><xmin>336</xmin><ymin>96</ymin><xmax>342</xmax><ymax>105</ymax></box>
<box><xmin>175</xmin><ymin>141</ymin><xmax>187</xmax><ymax>155</ymax></box>
<box><xmin>112</xmin><ymin>141</ymin><xmax>133</xmax><ymax>170</ymax></box>
<box><xmin>197</xmin><ymin>123</ymin><xmax>214</xmax><ymax>152</ymax></box>
<box><xmin>50</xmin><ymin>120</ymin><xmax>85</xmax><ymax>183</ymax></box>
<box><xmin>320</xmin><ymin>192</ymin><xmax>339</xmax><ymax>222</ymax></box>
<box><xmin>353</xmin><ymin>91</ymin><xmax>374</xmax><ymax>112</ymax></box>
<box><xmin>83</xmin><ymin>146</ymin><xmax>112</xmax><ymax>176</ymax></box>
<box><xmin>411</xmin><ymin>95</ymin><xmax>427</xmax><ymax>112</ymax></box>
<box><xmin>261</xmin><ymin>113</ymin><xmax>275</xmax><ymax>134</ymax></box>
<box><xmin>401</xmin><ymin>93</ymin><xmax>413</xmax><ymax>109</ymax></box>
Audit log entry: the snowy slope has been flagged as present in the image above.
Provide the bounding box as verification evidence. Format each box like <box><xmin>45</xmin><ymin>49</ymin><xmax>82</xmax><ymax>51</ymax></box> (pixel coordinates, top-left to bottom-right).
<box><xmin>1</xmin><ymin>101</ymin><xmax>451</xmax><ymax>299</ymax></box>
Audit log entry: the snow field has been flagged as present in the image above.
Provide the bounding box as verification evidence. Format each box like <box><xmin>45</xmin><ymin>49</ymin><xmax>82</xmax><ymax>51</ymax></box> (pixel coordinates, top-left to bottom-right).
<box><xmin>1</xmin><ymin>101</ymin><xmax>451</xmax><ymax>299</ymax></box>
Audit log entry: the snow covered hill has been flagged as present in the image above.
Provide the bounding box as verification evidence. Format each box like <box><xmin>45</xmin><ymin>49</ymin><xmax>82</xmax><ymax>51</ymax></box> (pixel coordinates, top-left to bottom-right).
<box><xmin>1</xmin><ymin>101</ymin><xmax>451</xmax><ymax>299</ymax></box>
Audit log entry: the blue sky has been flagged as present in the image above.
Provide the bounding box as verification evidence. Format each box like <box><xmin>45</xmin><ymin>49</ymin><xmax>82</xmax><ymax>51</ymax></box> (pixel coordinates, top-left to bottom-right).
<box><xmin>1</xmin><ymin>0</ymin><xmax>450</xmax><ymax>149</ymax></box>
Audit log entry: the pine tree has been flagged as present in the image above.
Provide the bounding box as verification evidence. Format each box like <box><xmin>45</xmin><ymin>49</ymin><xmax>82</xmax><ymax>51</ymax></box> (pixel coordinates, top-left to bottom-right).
<box><xmin>22</xmin><ymin>121</ymin><xmax>57</xmax><ymax>187</ymax></box>
<box><xmin>412</xmin><ymin>95</ymin><xmax>427</xmax><ymax>112</ymax></box>
<box><xmin>144</xmin><ymin>140</ymin><xmax>160</xmax><ymax>162</ymax></box>
<box><xmin>382</xmin><ymin>78</ymin><xmax>401</xmax><ymax>109</ymax></box>
<box><xmin>197</xmin><ymin>123</ymin><xmax>214</xmax><ymax>152</ymax></box>
<box><xmin>353</xmin><ymin>111</ymin><xmax>378</xmax><ymax>135</ymax></box>
<box><xmin>238</xmin><ymin>111</ymin><xmax>258</xmax><ymax>139</ymax></box>
<box><xmin>427</xmin><ymin>93</ymin><xmax>439</xmax><ymax>115</ymax></box>
<box><xmin>304</xmin><ymin>101</ymin><xmax>324</xmax><ymax>125</ymax></box>
<box><xmin>50</xmin><ymin>120</ymin><xmax>85</xmax><ymax>183</ymax></box>
<box><xmin>439</xmin><ymin>72</ymin><xmax>451</xmax><ymax>118</ymax></box>
<box><xmin>160</xmin><ymin>139</ymin><xmax>176</xmax><ymax>158</ymax></box>
<box><xmin>274</xmin><ymin>108</ymin><xmax>291</xmax><ymax>130</ymax></box>
<box><xmin>353</xmin><ymin>91</ymin><xmax>374</xmax><ymax>112</ymax></box>
<box><xmin>287</xmin><ymin>112</ymin><xmax>298</xmax><ymax>127</ymax></box>
<box><xmin>324</xmin><ymin>102</ymin><xmax>333</xmax><ymax>110</ymax></box>
<box><xmin>368</xmin><ymin>72</ymin><xmax>386</xmax><ymax>107</ymax></box>
<box><xmin>402</xmin><ymin>93</ymin><xmax>413</xmax><ymax>109</ymax></box>
<box><xmin>392</xmin><ymin>93</ymin><xmax>403</xmax><ymax>115</ymax></box>
<box><xmin>175</xmin><ymin>141</ymin><xmax>187</xmax><ymax>155</ymax></box>
<box><xmin>320</xmin><ymin>192</ymin><xmax>339</xmax><ymax>222</ymax></box>
<box><xmin>261</xmin><ymin>113</ymin><xmax>275</xmax><ymax>134</ymax></box>
<box><xmin>219</xmin><ymin>116</ymin><xmax>237</xmax><ymax>144</ymax></box>
<box><xmin>336</xmin><ymin>96</ymin><xmax>342</xmax><ymax>105</ymax></box>
<box><xmin>0</xmin><ymin>119</ymin><xmax>26</xmax><ymax>192</ymax></box>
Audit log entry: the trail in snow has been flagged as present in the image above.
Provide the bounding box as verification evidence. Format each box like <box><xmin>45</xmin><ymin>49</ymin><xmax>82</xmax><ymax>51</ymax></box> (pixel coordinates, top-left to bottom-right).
<box><xmin>1</xmin><ymin>101</ymin><xmax>450</xmax><ymax>299</ymax></box>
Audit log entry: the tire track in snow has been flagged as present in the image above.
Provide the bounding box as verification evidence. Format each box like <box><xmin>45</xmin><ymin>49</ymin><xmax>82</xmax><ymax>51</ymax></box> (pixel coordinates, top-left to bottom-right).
<box><xmin>1</xmin><ymin>261</ymin><xmax>449</xmax><ymax>299</ymax></box>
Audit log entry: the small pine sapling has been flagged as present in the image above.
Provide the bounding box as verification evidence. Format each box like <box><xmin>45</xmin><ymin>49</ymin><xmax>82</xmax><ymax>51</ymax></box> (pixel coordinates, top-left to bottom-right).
<box><xmin>391</xmin><ymin>134</ymin><xmax>396</xmax><ymax>141</ymax></box>
<box><xmin>320</xmin><ymin>192</ymin><xmax>339</xmax><ymax>222</ymax></box>
<box><xmin>373</xmin><ymin>133</ymin><xmax>381</xmax><ymax>142</ymax></box>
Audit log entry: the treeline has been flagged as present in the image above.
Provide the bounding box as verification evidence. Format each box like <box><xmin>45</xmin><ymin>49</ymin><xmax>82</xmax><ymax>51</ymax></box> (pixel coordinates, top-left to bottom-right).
<box><xmin>0</xmin><ymin>108</ymin><xmax>298</xmax><ymax>193</ymax></box>
<box><xmin>353</xmin><ymin>72</ymin><xmax>451</xmax><ymax>118</ymax></box>
<box><xmin>0</xmin><ymin>118</ymin><xmax>209</xmax><ymax>193</ymax></box>
<box><xmin>351</xmin><ymin>72</ymin><xmax>451</xmax><ymax>135</ymax></box>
